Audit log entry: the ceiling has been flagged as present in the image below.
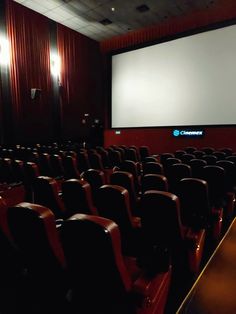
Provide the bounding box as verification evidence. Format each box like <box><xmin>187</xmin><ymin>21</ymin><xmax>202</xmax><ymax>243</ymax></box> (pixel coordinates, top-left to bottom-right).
<box><xmin>13</xmin><ymin>0</ymin><xmax>219</xmax><ymax>42</ymax></box>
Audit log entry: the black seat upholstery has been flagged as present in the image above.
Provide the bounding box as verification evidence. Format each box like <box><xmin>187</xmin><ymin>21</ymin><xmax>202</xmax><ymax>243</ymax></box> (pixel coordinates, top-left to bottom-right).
<box><xmin>7</xmin><ymin>202</ymin><xmax>69</xmax><ymax>313</ymax></box>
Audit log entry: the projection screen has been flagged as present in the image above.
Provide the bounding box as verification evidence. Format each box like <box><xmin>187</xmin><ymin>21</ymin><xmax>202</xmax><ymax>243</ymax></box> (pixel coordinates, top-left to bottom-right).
<box><xmin>111</xmin><ymin>24</ymin><xmax>236</xmax><ymax>128</ymax></box>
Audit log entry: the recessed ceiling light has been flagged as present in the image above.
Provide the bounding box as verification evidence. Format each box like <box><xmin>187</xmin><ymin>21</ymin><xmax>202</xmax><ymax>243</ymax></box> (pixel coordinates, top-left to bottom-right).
<box><xmin>136</xmin><ymin>4</ymin><xmax>150</xmax><ymax>13</ymax></box>
<box><xmin>99</xmin><ymin>18</ymin><xmax>112</xmax><ymax>25</ymax></box>
<box><xmin>111</xmin><ymin>7</ymin><xmax>115</xmax><ymax>12</ymax></box>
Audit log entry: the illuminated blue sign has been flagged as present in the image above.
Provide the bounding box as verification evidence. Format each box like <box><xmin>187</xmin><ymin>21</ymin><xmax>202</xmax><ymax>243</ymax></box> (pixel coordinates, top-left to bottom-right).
<box><xmin>173</xmin><ymin>129</ymin><xmax>204</xmax><ymax>137</ymax></box>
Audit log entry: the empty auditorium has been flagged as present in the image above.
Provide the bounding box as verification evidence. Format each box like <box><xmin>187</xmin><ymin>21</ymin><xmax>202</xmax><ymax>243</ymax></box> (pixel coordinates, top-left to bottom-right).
<box><xmin>1</xmin><ymin>0</ymin><xmax>236</xmax><ymax>313</ymax></box>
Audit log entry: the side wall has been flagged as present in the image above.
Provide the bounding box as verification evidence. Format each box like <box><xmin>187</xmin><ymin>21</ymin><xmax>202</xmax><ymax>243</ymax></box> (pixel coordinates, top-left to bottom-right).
<box><xmin>0</xmin><ymin>0</ymin><xmax>103</xmax><ymax>145</ymax></box>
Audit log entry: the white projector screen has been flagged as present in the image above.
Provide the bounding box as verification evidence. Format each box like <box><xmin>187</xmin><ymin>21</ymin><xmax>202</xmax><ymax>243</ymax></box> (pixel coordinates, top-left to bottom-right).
<box><xmin>111</xmin><ymin>24</ymin><xmax>236</xmax><ymax>128</ymax></box>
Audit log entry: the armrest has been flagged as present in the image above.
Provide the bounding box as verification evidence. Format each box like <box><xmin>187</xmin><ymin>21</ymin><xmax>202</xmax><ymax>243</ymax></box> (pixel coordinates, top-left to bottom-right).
<box><xmin>132</xmin><ymin>216</ymin><xmax>141</xmax><ymax>228</ymax></box>
<box><xmin>185</xmin><ymin>228</ymin><xmax>205</xmax><ymax>250</ymax></box>
<box><xmin>225</xmin><ymin>192</ymin><xmax>235</xmax><ymax>219</ymax></box>
<box><xmin>9</xmin><ymin>181</ymin><xmax>23</xmax><ymax>188</ymax></box>
<box><xmin>211</xmin><ymin>207</ymin><xmax>223</xmax><ymax>241</ymax></box>
<box><xmin>211</xmin><ymin>207</ymin><xmax>223</xmax><ymax>222</ymax></box>
<box><xmin>185</xmin><ymin>228</ymin><xmax>206</xmax><ymax>274</ymax></box>
<box><xmin>131</xmin><ymin>266</ymin><xmax>172</xmax><ymax>311</ymax></box>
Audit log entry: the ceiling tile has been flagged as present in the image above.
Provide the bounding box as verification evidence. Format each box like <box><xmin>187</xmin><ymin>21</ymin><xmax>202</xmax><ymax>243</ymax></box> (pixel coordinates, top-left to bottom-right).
<box><xmin>65</xmin><ymin>1</ymin><xmax>91</xmax><ymax>14</ymax></box>
<box><xmin>84</xmin><ymin>9</ymin><xmax>105</xmax><ymax>21</ymax></box>
<box><xmin>20</xmin><ymin>0</ymin><xmax>48</xmax><ymax>14</ymax></box>
<box><xmin>60</xmin><ymin>19</ymin><xmax>78</xmax><ymax>28</ymax></box>
<box><xmin>38</xmin><ymin>0</ymin><xmax>61</xmax><ymax>10</ymax></box>
<box><xmin>13</xmin><ymin>0</ymin><xmax>223</xmax><ymax>41</ymax></box>
<box><xmin>45</xmin><ymin>10</ymin><xmax>66</xmax><ymax>22</ymax></box>
<box><xmin>50</xmin><ymin>6</ymin><xmax>77</xmax><ymax>19</ymax></box>
<box><xmin>68</xmin><ymin>16</ymin><xmax>91</xmax><ymax>27</ymax></box>
<box><xmin>80</xmin><ymin>0</ymin><xmax>113</xmax><ymax>10</ymax></box>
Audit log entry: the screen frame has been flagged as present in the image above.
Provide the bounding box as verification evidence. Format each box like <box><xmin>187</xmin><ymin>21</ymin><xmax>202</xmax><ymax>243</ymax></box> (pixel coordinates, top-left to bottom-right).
<box><xmin>108</xmin><ymin>17</ymin><xmax>236</xmax><ymax>130</ymax></box>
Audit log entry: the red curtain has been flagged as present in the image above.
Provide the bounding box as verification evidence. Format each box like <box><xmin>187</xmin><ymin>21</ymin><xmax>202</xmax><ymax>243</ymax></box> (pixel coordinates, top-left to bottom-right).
<box><xmin>5</xmin><ymin>0</ymin><xmax>53</xmax><ymax>143</ymax></box>
<box><xmin>100</xmin><ymin>0</ymin><xmax>236</xmax><ymax>53</ymax></box>
<box><xmin>57</xmin><ymin>24</ymin><xmax>103</xmax><ymax>140</ymax></box>
<box><xmin>0</xmin><ymin>72</ymin><xmax>3</xmax><ymax>144</ymax></box>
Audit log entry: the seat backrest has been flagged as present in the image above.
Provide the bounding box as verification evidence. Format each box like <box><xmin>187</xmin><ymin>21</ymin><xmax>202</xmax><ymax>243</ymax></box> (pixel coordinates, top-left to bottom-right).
<box><xmin>81</xmin><ymin>169</ymin><xmax>106</xmax><ymax>205</ymax></box>
<box><xmin>96</xmin><ymin>184</ymin><xmax>134</xmax><ymax>235</ymax></box>
<box><xmin>126</xmin><ymin>148</ymin><xmax>139</xmax><ymax>162</ymax></box>
<box><xmin>33</xmin><ymin>176</ymin><xmax>67</xmax><ymax>218</ymax></box>
<box><xmin>119</xmin><ymin>160</ymin><xmax>140</xmax><ymax>192</ymax></box>
<box><xmin>7</xmin><ymin>202</ymin><xmax>68</xmax><ymax>310</ymax></box>
<box><xmin>61</xmin><ymin>178</ymin><xmax>97</xmax><ymax>216</ymax></box>
<box><xmin>62</xmin><ymin>155</ymin><xmax>80</xmax><ymax>179</ymax></box>
<box><xmin>167</xmin><ymin>163</ymin><xmax>192</xmax><ymax>193</ymax></box>
<box><xmin>202</xmin><ymin>154</ymin><xmax>218</xmax><ymax>165</ymax></box>
<box><xmin>108</xmin><ymin>149</ymin><xmax>122</xmax><ymax>167</ymax></box>
<box><xmin>38</xmin><ymin>153</ymin><xmax>53</xmax><ymax>177</ymax></box>
<box><xmin>60</xmin><ymin>214</ymin><xmax>133</xmax><ymax>313</ymax></box>
<box><xmin>201</xmin><ymin>147</ymin><xmax>215</xmax><ymax>155</ymax></box>
<box><xmin>142</xmin><ymin>174</ymin><xmax>168</xmax><ymax>193</ymax></box>
<box><xmin>8</xmin><ymin>202</ymin><xmax>66</xmax><ymax>273</ymax></box>
<box><xmin>142</xmin><ymin>162</ymin><xmax>164</xmax><ymax>175</ymax></box>
<box><xmin>184</xmin><ymin>146</ymin><xmax>197</xmax><ymax>154</ymax></box>
<box><xmin>0</xmin><ymin>227</ymin><xmax>27</xmax><ymax>313</ymax></box>
<box><xmin>201</xmin><ymin>165</ymin><xmax>226</xmax><ymax>207</ymax></box>
<box><xmin>189</xmin><ymin>158</ymin><xmax>207</xmax><ymax>178</ymax></box>
<box><xmin>139</xmin><ymin>146</ymin><xmax>150</xmax><ymax>161</ymax></box>
<box><xmin>213</xmin><ymin>151</ymin><xmax>226</xmax><ymax>160</ymax></box>
<box><xmin>174</xmin><ymin>150</ymin><xmax>186</xmax><ymax>159</ymax></box>
<box><xmin>140</xmin><ymin>190</ymin><xmax>184</xmax><ymax>248</ymax></box>
<box><xmin>225</xmin><ymin>155</ymin><xmax>236</xmax><ymax>166</ymax></box>
<box><xmin>12</xmin><ymin>159</ymin><xmax>25</xmax><ymax>184</ymax></box>
<box><xmin>110</xmin><ymin>171</ymin><xmax>138</xmax><ymax>212</ymax></box>
<box><xmin>50</xmin><ymin>154</ymin><xmax>65</xmax><ymax>178</ymax></box>
<box><xmin>143</xmin><ymin>156</ymin><xmax>158</xmax><ymax>163</ymax></box>
<box><xmin>0</xmin><ymin>197</ymin><xmax>13</xmax><ymax>242</ymax></box>
<box><xmin>96</xmin><ymin>147</ymin><xmax>110</xmax><ymax>168</ymax></box>
<box><xmin>164</xmin><ymin>158</ymin><xmax>182</xmax><ymax>176</ymax></box>
<box><xmin>216</xmin><ymin>160</ymin><xmax>235</xmax><ymax>191</ymax></box>
<box><xmin>0</xmin><ymin>158</ymin><xmax>17</xmax><ymax>184</ymax></box>
<box><xmin>24</xmin><ymin>161</ymin><xmax>40</xmax><ymax>183</ymax></box>
<box><xmin>160</xmin><ymin>153</ymin><xmax>175</xmax><ymax>164</ymax></box>
<box><xmin>130</xmin><ymin>145</ymin><xmax>141</xmax><ymax>161</ymax></box>
<box><xmin>113</xmin><ymin>147</ymin><xmax>126</xmax><ymax>162</ymax></box>
<box><xmin>76</xmin><ymin>151</ymin><xmax>90</xmax><ymax>172</ymax></box>
<box><xmin>178</xmin><ymin>178</ymin><xmax>210</xmax><ymax>229</ymax></box>
<box><xmin>192</xmin><ymin>150</ymin><xmax>205</xmax><ymax>159</ymax></box>
<box><xmin>89</xmin><ymin>152</ymin><xmax>105</xmax><ymax>171</ymax></box>
<box><xmin>179</xmin><ymin>154</ymin><xmax>195</xmax><ymax>164</ymax></box>
<box><xmin>219</xmin><ymin>147</ymin><xmax>233</xmax><ymax>156</ymax></box>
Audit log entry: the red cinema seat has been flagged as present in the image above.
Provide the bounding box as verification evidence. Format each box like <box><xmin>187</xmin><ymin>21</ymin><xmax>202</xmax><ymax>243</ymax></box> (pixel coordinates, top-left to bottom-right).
<box><xmin>60</xmin><ymin>214</ymin><xmax>172</xmax><ymax>314</ymax></box>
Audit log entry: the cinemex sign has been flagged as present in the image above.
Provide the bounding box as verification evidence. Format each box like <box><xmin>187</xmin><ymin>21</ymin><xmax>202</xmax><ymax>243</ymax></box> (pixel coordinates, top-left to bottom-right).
<box><xmin>173</xmin><ymin>129</ymin><xmax>204</xmax><ymax>137</ymax></box>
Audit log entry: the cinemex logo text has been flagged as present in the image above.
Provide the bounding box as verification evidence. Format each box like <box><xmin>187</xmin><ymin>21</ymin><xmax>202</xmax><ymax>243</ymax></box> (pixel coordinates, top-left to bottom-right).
<box><xmin>173</xmin><ymin>129</ymin><xmax>204</xmax><ymax>137</ymax></box>
<box><xmin>173</xmin><ymin>130</ymin><xmax>180</xmax><ymax>137</ymax></box>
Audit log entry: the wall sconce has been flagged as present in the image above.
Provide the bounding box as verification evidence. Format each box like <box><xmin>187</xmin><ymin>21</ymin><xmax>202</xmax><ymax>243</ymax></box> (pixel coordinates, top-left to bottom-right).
<box><xmin>0</xmin><ymin>35</ymin><xmax>10</xmax><ymax>67</ymax></box>
<box><xmin>50</xmin><ymin>52</ymin><xmax>61</xmax><ymax>82</ymax></box>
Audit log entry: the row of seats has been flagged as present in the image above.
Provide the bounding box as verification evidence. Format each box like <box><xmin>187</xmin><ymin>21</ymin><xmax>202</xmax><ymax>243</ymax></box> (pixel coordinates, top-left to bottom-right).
<box><xmin>0</xmin><ymin>198</ymin><xmax>172</xmax><ymax>314</ymax></box>
<box><xmin>31</xmin><ymin>175</ymin><xmax>206</xmax><ymax>275</ymax></box>
<box><xmin>0</xmin><ymin>148</ymin><xmax>234</xmax><ymax>245</ymax></box>
<box><xmin>0</xmin><ymin>145</ymin><xmax>235</xmax><ymax>237</ymax></box>
<box><xmin>0</xmin><ymin>143</ymin><xmax>235</xmax><ymax>313</ymax></box>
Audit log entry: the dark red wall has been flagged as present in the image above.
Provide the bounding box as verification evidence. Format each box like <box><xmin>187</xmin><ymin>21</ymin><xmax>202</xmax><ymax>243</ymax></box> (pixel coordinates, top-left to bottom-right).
<box><xmin>104</xmin><ymin>127</ymin><xmax>236</xmax><ymax>154</ymax></box>
<box><xmin>101</xmin><ymin>0</ymin><xmax>236</xmax><ymax>153</ymax></box>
